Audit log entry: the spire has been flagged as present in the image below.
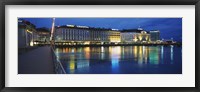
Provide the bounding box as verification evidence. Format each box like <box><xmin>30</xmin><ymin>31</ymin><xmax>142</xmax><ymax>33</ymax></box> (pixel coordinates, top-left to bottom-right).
<box><xmin>50</xmin><ymin>18</ymin><xmax>55</xmax><ymax>41</ymax></box>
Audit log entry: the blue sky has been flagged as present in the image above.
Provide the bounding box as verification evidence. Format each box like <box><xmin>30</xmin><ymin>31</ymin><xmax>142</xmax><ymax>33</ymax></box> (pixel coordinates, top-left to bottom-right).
<box><xmin>19</xmin><ymin>18</ymin><xmax>182</xmax><ymax>42</ymax></box>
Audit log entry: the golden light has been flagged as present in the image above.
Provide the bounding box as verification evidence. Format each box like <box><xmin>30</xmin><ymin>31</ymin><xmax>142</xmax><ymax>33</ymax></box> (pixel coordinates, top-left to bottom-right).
<box><xmin>70</xmin><ymin>62</ymin><xmax>75</xmax><ymax>70</ymax></box>
<box><xmin>112</xmin><ymin>46</ymin><xmax>121</xmax><ymax>54</ymax></box>
<box><xmin>26</xmin><ymin>30</ymin><xmax>32</xmax><ymax>34</ymax></box>
<box><xmin>133</xmin><ymin>37</ymin><xmax>138</xmax><ymax>42</ymax></box>
<box><xmin>84</xmin><ymin>47</ymin><xmax>90</xmax><ymax>52</ymax></box>
<box><xmin>134</xmin><ymin>46</ymin><xmax>138</xmax><ymax>58</ymax></box>
<box><xmin>84</xmin><ymin>41</ymin><xmax>90</xmax><ymax>45</ymax></box>
<box><xmin>30</xmin><ymin>41</ymin><xmax>34</xmax><ymax>46</ymax></box>
<box><xmin>110</xmin><ymin>37</ymin><xmax>121</xmax><ymax>42</ymax></box>
<box><xmin>145</xmin><ymin>35</ymin><xmax>149</xmax><ymax>40</ymax></box>
<box><xmin>69</xmin><ymin>56</ymin><xmax>75</xmax><ymax>73</ymax></box>
<box><xmin>138</xmin><ymin>35</ymin><xmax>142</xmax><ymax>41</ymax></box>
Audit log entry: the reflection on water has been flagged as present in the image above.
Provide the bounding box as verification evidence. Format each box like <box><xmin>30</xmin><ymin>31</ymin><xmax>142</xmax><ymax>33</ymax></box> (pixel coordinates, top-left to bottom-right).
<box><xmin>171</xmin><ymin>46</ymin><xmax>174</xmax><ymax>64</ymax></box>
<box><xmin>55</xmin><ymin>46</ymin><xmax>182</xmax><ymax>74</ymax></box>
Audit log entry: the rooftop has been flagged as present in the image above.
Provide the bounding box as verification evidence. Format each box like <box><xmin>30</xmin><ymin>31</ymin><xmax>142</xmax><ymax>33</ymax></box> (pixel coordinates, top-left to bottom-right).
<box><xmin>18</xmin><ymin>19</ymin><xmax>36</xmax><ymax>28</ymax></box>
<box><xmin>55</xmin><ymin>24</ymin><xmax>159</xmax><ymax>33</ymax></box>
<box><xmin>120</xmin><ymin>29</ymin><xmax>143</xmax><ymax>33</ymax></box>
<box><xmin>55</xmin><ymin>25</ymin><xmax>120</xmax><ymax>31</ymax></box>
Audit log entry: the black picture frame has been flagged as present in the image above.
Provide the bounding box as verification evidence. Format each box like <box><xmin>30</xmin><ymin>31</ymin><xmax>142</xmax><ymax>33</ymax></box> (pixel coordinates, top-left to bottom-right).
<box><xmin>0</xmin><ymin>0</ymin><xmax>199</xmax><ymax>92</ymax></box>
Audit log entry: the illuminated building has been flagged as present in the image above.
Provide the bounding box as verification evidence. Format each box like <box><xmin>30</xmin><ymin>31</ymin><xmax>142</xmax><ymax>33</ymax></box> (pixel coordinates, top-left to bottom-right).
<box><xmin>35</xmin><ymin>27</ymin><xmax>51</xmax><ymax>44</ymax></box>
<box><xmin>18</xmin><ymin>19</ymin><xmax>37</xmax><ymax>48</ymax></box>
<box><xmin>54</xmin><ymin>25</ymin><xmax>164</xmax><ymax>44</ymax></box>
<box><xmin>134</xmin><ymin>31</ymin><xmax>151</xmax><ymax>43</ymax></box>
<box><xmin>120</xmin><ymin>29</ymin><xmax>143</xmax><ymax>43</ymax></box>
<box><xmin>55</xmin><ymin>25</ymin><xmax>90</xmax><ymax>43</ymax></box>
<box><xmin>54</xmin><ymin>25</ymin><xmax>121</xmax><ymax>44</ymax></box>
<box><xmin>89</xmin><ymin>27</ymin><xmax>110</xmax><ymax>43</ymax></box>
<box><xmin>150</xmin><ymin>30</ymin><xmax>160</xmax><ymax>42</ymax></box>
<box><xmin>108</xmin><ymin>30</ymin><xmax>121</xmax><ymax>43</ymax></box>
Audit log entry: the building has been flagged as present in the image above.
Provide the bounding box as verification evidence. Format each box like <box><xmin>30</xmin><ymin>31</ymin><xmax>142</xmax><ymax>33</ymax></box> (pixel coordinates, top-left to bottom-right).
<box><xmin>54</xmin><ymin>25</ymin><xmax>91</xmax><ymax>45</ymax></box>
<box><xmin>54</xmin><ymin>25</ymin><xmax>164</xmax><ymax>45</ymax></box>
<box><xmin>88</xmin><ymin>27</ymin><xmax>110</xmax><ymax>44</ymax></box>
<box><xmin>150</xmin><ymin>30</ymin><xmax>160</xmax><ymax>42</ymax></box>
<box><xmin>134</xmin><ymin>31</ymin><xmax>151</xmax><ymax>43</ymax></box>
<box><xmin>120</xmin><ymin>29</ymin><xmax>143</xmax><ymax>43</ymax></box>
<box><xmin>18</xmin><ymin>19</ymin><xmax>37</xmax><ymax>48</ymax></box>
<box><xmin>108</xmin><ymin>30</ymin><xmax>121</xmax><ymax>43</ymax></box>
<box><xmin>54</xmin><ymin>25</ymin><xmax>121</xmax><ymax>45</ymax></box>
<box><xmin>35</xmin><ymin>27</ymin><xmax>51</xmax><ymax>44</ymax></box>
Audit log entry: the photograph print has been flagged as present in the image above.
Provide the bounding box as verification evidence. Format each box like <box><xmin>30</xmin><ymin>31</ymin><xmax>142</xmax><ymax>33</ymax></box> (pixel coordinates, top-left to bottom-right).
<box><xmin>18</xmin><ymin>18</ymin><xmax>182</xmax><ymax>74</ymax></box>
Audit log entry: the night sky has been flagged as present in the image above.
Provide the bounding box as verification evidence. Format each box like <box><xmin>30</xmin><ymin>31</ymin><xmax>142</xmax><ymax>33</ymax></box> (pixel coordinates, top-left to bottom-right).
<box><xmin>19</xmin><ymin>18</ymin><xmax>182</xmax><ymax>42</ymax></box>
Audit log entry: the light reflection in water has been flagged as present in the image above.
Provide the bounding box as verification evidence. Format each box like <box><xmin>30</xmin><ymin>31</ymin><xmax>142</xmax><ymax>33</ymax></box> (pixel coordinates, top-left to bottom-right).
<box><xmin>143</xmin><ymin>46</ymin><xmax>148</xmax><ymax>64</ymax></box>
<box><xmin>171</xmin><ymin>45</ymin><xmax>174</xmax><ymax>64</ymax></box>
<box><xmin>69</xmin><ymin>55</ymin><xmax>75</xmax><ymax>73</ymax></box>
<box><xmin>110</xmin><ymin>46</ymin><xmax>121</xmax><ymax>73</ymax></box>
<box><xmin>121</xmin><ymin>46</ymin><xmax>126</xmax><ymax>60</ymax></box>
<box><xmin>55</xmin><ymin>46</ymin><xmax>182</xmax><ymax>74</ymax></box>
<box><xmin>133</xmin><ymin>46</ymin><xmax>138</xmax><ymax>61</ymax></box>
<box><xmin>101</xmin><ymin>46</ymin><xmax>105</xmax><ymax>60</ymax></box>
<box><xmin>161</xmin><ymin>46</ymin><xmax>164</xmax><ymax>64</ymax></box>
<box><xmin>149</xmin><ymin>47</ymin><xmax>159</xmax><ymax>64</ymax></box>
<box><xmin>71</xmin><ymin>48</ymin><xmax>74</xmax><ymax>53</ymax></box>
<box><xmin>138</xmin><ymin>46</ymin><xmax>143</xmax><ymax>64</ymax></box>
<box><xmin>84</xmin><ymin>47</ymin><xmax>90</xmax><ymax>59</ymax></box>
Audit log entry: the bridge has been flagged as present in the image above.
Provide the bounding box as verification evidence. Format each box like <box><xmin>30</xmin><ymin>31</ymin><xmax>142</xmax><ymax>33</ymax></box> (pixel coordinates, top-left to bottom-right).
<box><xmin>18</xmin><ymin>18</ymin><xmax>66</xmax><ymax>74</ymax></box>
<box><xmin>18</xmin><ymin>45</ymin><xmax>66</xmax><ymax>74</ymax></box>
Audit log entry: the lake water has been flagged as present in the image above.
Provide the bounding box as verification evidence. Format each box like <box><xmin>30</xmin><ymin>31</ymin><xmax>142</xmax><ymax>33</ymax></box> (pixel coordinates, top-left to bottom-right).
<box><xmin>55</xmin><ymin>46</ymin><xmax>182</xmax><ymax>74</ymax></box>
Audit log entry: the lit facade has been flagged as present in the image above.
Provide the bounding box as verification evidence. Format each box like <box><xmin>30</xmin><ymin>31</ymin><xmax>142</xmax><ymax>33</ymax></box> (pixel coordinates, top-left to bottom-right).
<box><xmin>55</xmin><ymin>26</ymin><xmax>90</xmax><ymax>42</ymax></box>
<box><xmin>150</xmin><ymin>30</ymin><xmax>160</xmax><ymax>42</ymax></box>
<box><xmin>120</xmin><ymin>29</ymin><xmax>142</xmax><ymax>43</ymax></box>
<box><xmin>88</xmin><ymin>28</ymin><xmax>109</xmax><ymax>42</ymax></box>
<box><xmin>54</xmin><ymin>25</ymin><xmax>121</xmax><ymax>44</ymax></box>
<box><xmin>53</xmin><ymin>25</ymin><xmax>162</xmax><ymax>44</ymax></box>
<box><xmin>18</xmin><ymin>20</ymin><xmax>37</xmax><ymax>48</ymax></box>
<box><xmin>108</xmin><ymin>30</ymin><xmax>121</xmax><ymax>43</ymax></box>
<box><xmin>134</xmin><ymin>31</ymin><xmax>151</xmax><ymax>42</ymax></box>
<box><xmin>35</xmin><ymin>27</ymin><xmax>51</xmax><ymax>44</ymax></box>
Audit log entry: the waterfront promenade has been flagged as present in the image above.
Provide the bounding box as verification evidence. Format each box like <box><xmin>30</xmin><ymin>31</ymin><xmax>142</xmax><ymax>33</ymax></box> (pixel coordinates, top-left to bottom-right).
<box><xmin>18</xmin><ymin>46</ymin><xmax>55</xmax><ymax>74</ymax></box>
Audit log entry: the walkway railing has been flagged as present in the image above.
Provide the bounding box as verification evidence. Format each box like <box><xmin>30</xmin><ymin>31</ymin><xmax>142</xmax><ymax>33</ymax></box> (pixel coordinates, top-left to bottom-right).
<box><xmin>51</xmin><ymin>46</ymin><xmax>66</xmax><ymax>74</ymax></box>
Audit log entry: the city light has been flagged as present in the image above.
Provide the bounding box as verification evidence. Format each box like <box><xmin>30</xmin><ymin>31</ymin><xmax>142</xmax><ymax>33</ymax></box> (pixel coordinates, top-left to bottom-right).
<box><xmin>111</xmin><ymin>29</ymin><xmax>119</xmax><ymax>31</ymax></box>
<box><xmin>84</xmin><ymin>41</ymin><xmax>90</xmax><ymax>45</ymax></box>
<box><xmin>77</xmin><ymin>25</ymin><xmax>89</xmax><ymax>28</ymax></box>
<box><xmin>26</xmin><ymin>30</ymin><xmax>32</xmax><ymax>34</ymax></box>
<box><xmin>67</xmin><ymin>25</ymin><xmax>75</xmax><ymax>27</ymax></box>
<box><xmin>30</xmin><ymin>41</ymin><xmax>34</xmax><ymax>46</ymax></box>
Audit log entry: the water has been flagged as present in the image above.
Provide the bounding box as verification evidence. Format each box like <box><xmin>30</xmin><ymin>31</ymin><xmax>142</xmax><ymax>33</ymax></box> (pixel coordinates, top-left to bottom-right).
<box><xmin>55</xmin><ymin>46</ymin><xmax>182</xmax><ymax>74</ymax></box>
